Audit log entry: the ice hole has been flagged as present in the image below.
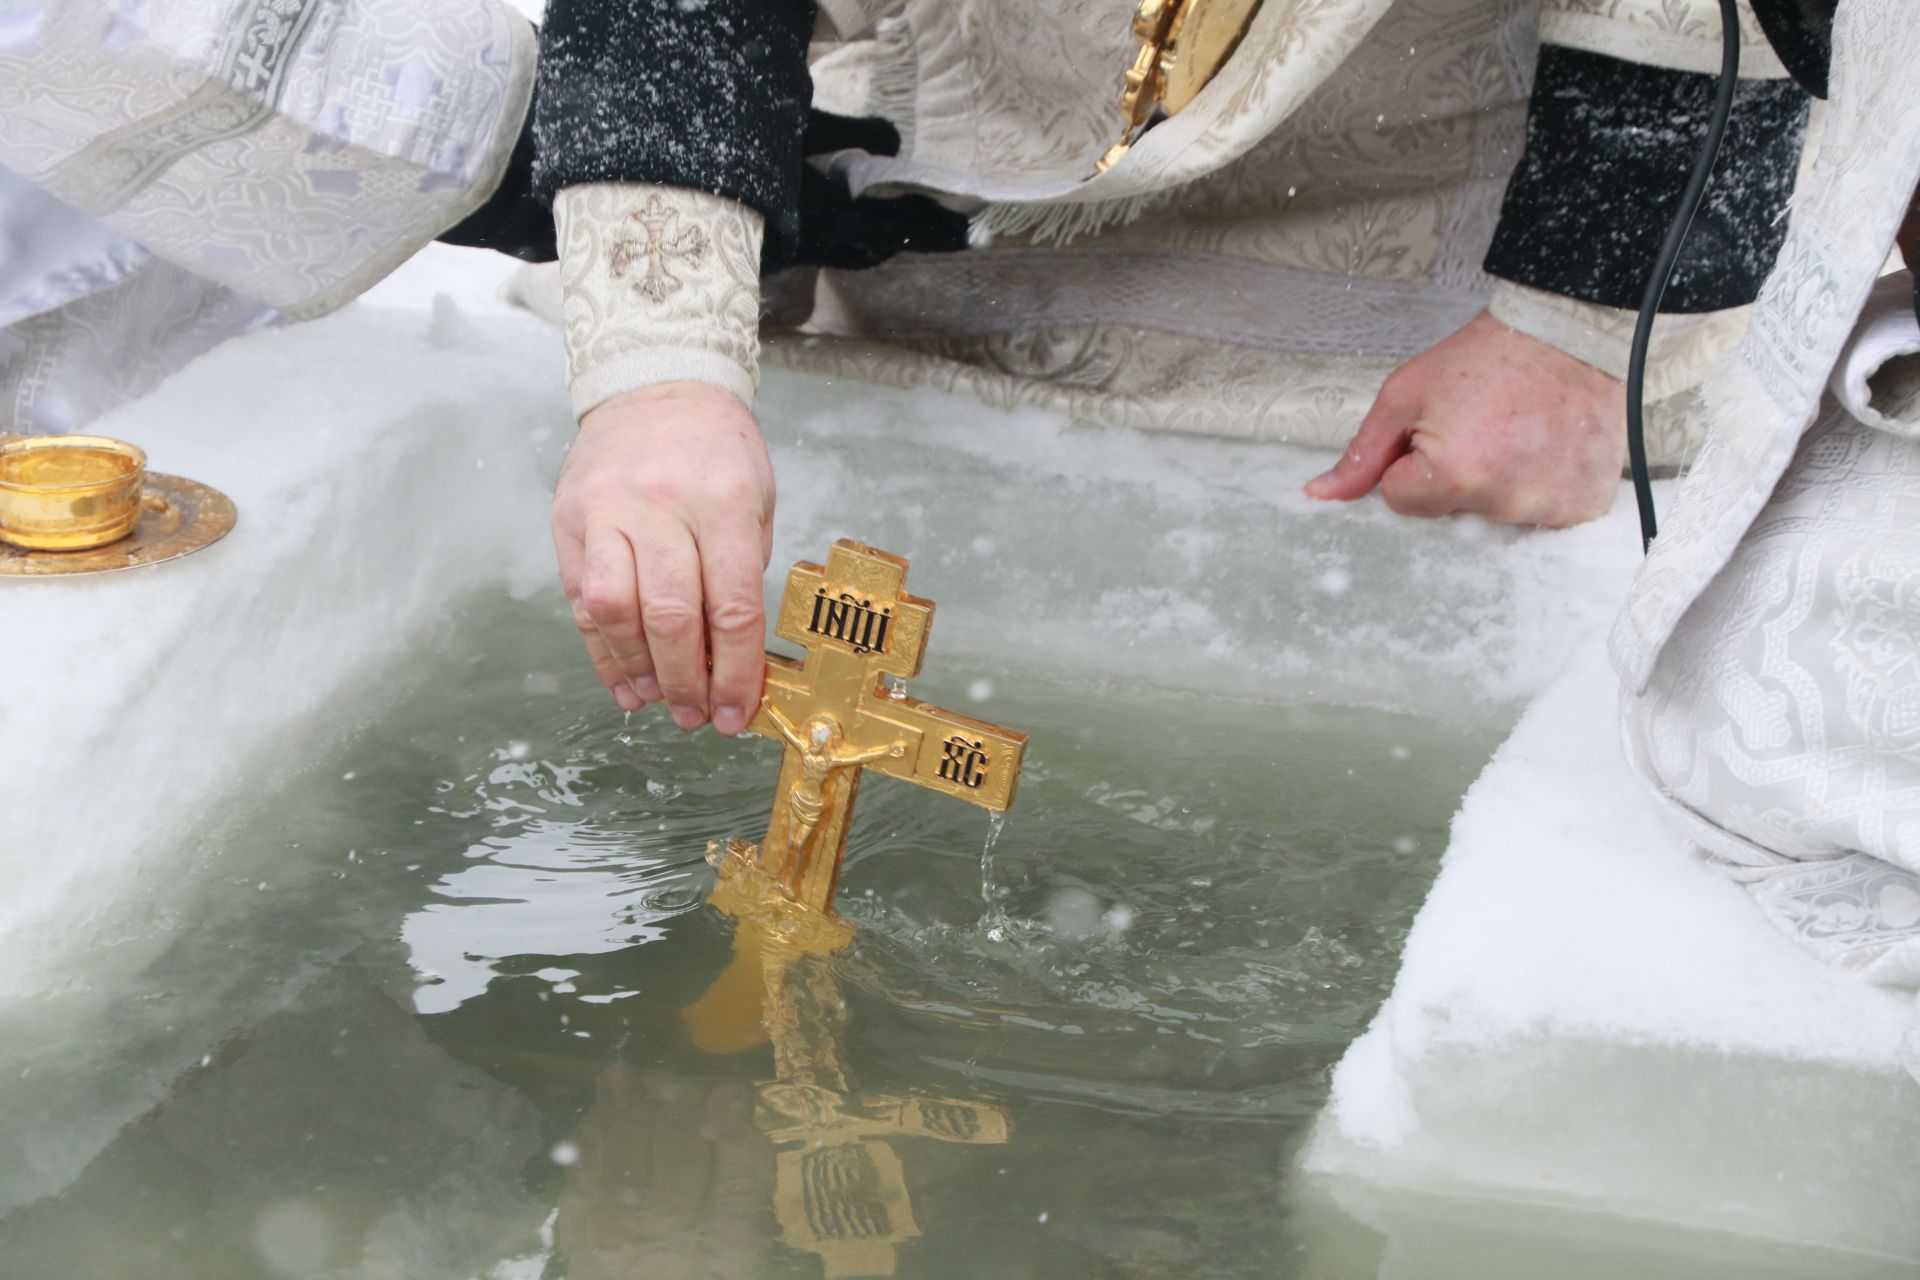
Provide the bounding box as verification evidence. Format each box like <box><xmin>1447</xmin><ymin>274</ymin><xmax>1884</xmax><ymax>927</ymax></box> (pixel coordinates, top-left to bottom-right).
<box><xmin>1</xmin><ymin>249</ymin><xmax>1909</xmax><ymax>1276</ymax></box>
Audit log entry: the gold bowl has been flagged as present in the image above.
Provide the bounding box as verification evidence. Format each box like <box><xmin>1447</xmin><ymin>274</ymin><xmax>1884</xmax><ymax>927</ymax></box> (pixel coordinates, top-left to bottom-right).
<box><xmin>0</xmin><ymin>434</ymin><xmax>149</xmax><ymax>551</ymax></box>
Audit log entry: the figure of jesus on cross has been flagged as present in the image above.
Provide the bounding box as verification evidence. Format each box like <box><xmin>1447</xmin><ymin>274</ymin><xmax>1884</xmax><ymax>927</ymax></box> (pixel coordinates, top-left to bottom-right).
<box><xmin>708</xmin><ymin>540</ymin><xmax>1026</xmax><ymax>922</ymax></box>
<box><xmin>760</xmin><ymin>704</ymin><xmax>907</xmax><ymax>887</ymax></box>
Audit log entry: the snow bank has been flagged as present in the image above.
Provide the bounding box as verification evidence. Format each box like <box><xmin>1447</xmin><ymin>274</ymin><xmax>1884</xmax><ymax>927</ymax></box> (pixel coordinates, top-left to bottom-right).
<box><xmin>0</xmin><ymin>299</ymin><xmax>571</xmax><ymax>983</ymax></box>
<box><xmin>1302</xmin><ymin>641</ymin><xmax>1920</xmax><ymax>1262</ymax></box>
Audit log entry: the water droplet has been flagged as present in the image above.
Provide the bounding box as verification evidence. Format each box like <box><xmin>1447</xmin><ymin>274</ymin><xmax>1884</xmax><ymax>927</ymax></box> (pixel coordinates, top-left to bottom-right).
<box><xmin>979</xmin><ymin>811</ymin><xmax>1009</xmax><ymax>916</ymax></box>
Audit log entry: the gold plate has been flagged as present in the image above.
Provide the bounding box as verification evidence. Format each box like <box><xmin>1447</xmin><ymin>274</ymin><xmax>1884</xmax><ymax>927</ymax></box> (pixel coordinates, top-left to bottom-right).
<box><xmin>1101</xmin><ymin>0</ymin><xmax>1264</xmax><ymax>170</ymax></box>
<box><xmin>1160</xmin><ymin>0</ymin><xmax>1263</xmax><ymax>113</ymax></box>
<box><xmin>0</xmin><ymin>472</ymin><xmax>237</xmax><ymax>578</ymax></box>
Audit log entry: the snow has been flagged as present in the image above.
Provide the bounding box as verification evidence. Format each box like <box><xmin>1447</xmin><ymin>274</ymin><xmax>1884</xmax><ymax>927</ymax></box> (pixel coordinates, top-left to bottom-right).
<box><xmin>1302</xmin><ymin>641</ymin><xmax>1920</xmax><ymax>1261</ymax></box>
<box><xmin>0</xmin><ymin>292</ymin><xmax>568</xmax><ymax>988</ymax></box>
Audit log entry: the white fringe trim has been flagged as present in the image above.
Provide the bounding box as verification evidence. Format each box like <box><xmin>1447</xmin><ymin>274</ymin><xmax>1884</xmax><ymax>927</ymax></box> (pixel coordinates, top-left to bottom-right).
<box><xmin>974</xmin><ymin>189</ymin><xmax>1165</xmax><ymax>244</ymax></box>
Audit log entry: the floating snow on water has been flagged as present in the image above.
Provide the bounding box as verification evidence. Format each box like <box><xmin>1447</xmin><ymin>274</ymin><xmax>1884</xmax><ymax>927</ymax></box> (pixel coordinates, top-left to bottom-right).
<box><xmin>1316</xmin><ymin>567</ymin><xmax>1353</xmax><ymax>596</ymax></box>
<box><xmin>1044</xmin><ymin>886</ymin><xmax>1105</xmax><ymax>941</ymax></box>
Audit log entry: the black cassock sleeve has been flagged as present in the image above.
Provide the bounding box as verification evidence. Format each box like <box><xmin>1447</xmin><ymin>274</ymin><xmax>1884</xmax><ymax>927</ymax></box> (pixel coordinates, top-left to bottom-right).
<box><xmin>1484</xmin><ymin>45</ymin><xmax>1812</xmax><ymax>314</ymax></box>
<box><xmin>530</xmin><ymin>0</ymin><xmax>819</xmax><ymax>266</ymax></box>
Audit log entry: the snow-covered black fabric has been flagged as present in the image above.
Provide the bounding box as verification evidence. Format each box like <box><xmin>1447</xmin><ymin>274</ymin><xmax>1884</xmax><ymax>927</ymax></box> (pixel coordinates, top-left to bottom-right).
<box><xmin>441</xmin><ymin>86</ymin><xmax>557</xmax><ymax>263</ymax></box>
<box><xmin>1752</xmin><ymin>0</ymin><xmax>1837</xmax><ymax>98</ymax></box>
<box><xmin>532</xmin><ymin>0</ymin><xmax>817</xmax><ymax>265</ymax></box>
<box><xmin>517</xmin><ymin>3</ymin><xmax>1829</xmax><ymax>311</ymax></box>
<box><xmin>1485</xmin><ymin>46</ymin><xmax>1811</xmax><ymax>314</ymax></box>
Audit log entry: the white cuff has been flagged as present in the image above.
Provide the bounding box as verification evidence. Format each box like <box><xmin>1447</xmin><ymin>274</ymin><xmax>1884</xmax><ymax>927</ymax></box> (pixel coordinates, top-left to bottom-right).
<box><xmin>1487</xmin><ymin>279</ymin><xmax>1748</xmax><ymax>400</ymax></box>
<box><xmin>554</xmin><ymin>183</ymin><xmax>764</xmax><ymax>420</ymax></box>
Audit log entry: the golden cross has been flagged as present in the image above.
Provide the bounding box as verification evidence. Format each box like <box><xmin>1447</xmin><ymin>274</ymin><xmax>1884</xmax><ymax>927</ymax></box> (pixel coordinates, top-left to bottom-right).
<box><xmin>685</xmin><ymin>542</ymin><xmax>1025</xmax><ymax>1274</ymax></box>
<box><xmin>719</xmin><ymin>540</ymin><xmax>1027</xmax><ymax>917</ymax></box>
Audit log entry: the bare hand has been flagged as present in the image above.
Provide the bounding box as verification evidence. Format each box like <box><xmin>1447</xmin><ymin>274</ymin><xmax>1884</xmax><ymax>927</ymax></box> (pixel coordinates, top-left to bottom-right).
<box><xmin>1305</xmin><ymin>311</ymin><xmax>1626</xmax><ymax>528</ymax></box>
<box><xmin>552</xmin><ymin>382</ymin><xmax>775</xmax><ymax>734</ymax></box>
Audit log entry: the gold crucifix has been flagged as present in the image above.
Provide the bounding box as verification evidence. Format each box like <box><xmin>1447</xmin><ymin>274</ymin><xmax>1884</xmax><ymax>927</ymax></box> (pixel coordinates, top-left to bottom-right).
<box><xmin>676</xmin><ymin>542</ymin><xmax>1023</xmax><ymax>1276</ymax></box>
<box><xmin>706</xmin><ymin>540</ymin><xmax>1026</xmax><ymax>930</ymax></box>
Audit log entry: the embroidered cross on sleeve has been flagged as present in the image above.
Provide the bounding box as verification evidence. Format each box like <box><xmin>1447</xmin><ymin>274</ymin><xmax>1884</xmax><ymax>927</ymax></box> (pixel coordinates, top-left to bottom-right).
<box><xmin>607</xmin><ymin>194</ymin><xmax>711</xmax><ymax>303</ymax></box>
<box><xmin>554</xmin><ymin>183</ymin><xmax>764</xmax><ymax>419</ymax></box>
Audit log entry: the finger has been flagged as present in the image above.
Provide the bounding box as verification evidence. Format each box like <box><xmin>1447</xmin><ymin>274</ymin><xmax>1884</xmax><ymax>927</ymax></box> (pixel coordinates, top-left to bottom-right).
<box><xmin>633</xmin><ymin>520</ymin><xmax>709</xmax><ymax>730</ymax></box>
<box><xmin>582</xmin><ymin>527</ymin><xmax>659</xmax><ymax>703</ymax></box>
<box><xmin>1305</xmin><ymin>383</ymin><xmax>1417</xmax><ymax>501</ymax></box>
<box><xmin>1377</xmin><ymin>445</ymin><xmax>1461</xmax><ymax>519</ymax></box>
<box><xmin>700</xmin><ymin>515</ymin><xmax>769</xmax><ymax>737</ymax></box>
<box><xmin>577</xmin><ymin>605</ymin><xmax>640</xmax><ymax>712</ymax></box>
<box><xmin>557</xmin><ymin>528</ymin><xmax>641</xmax><ymax>711</ymax></box>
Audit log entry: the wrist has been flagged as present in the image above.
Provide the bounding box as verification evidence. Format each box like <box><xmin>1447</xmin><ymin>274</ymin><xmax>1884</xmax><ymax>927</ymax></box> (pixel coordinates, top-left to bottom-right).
<box><xmin>581</xmin><ymin>380</ymin><xmax>752</xmax><ymax>425</ymax></box>
<box><xmin>569</xmin><ymin>349</ymin><xmax>757</xmax><ymax>420</ymax></box>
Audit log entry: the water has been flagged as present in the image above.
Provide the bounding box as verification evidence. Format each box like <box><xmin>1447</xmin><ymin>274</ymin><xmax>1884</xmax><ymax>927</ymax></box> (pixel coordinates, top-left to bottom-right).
<box><xmin>0</xmin><ymin>596</ymin><xmax>1894</xmax><ymax>1278</ymax></box>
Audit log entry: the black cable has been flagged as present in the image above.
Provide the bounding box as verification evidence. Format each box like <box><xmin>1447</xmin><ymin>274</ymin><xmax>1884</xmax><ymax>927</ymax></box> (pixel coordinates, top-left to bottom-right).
<box><xmin>1625</xmin><ymin>0</ymin><xmax>1742</xmax><ymax>553</ymax></box>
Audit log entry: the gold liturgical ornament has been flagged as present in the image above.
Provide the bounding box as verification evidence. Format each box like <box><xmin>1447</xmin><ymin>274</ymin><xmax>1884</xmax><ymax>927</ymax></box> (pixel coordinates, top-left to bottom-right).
<box><xmin>680</xmin><ymin>541</ymin><xmax>1025</xmax><ymax>1276</ymax></box>
<box><xmin>0</xmin><ymin>434</ymin><xmax>236</xmax><ymax>577</ymax></box>
<box><xmin>1100</xmin><ymin>0</ymin><xmax>1265</xmax><ymax>170</ymax></box>
<box><xmin>705</xmin><ymin>539</ymin><xmax>1027</xmax><ymax>944</ymax></box>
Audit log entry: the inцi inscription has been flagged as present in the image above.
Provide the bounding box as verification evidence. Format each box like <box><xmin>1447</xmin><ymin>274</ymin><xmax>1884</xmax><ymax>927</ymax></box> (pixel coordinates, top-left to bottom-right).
<box><xmin>807</xmin><ymin>586</ymin><xmax>894</xmax><ymax>655</ymax></box>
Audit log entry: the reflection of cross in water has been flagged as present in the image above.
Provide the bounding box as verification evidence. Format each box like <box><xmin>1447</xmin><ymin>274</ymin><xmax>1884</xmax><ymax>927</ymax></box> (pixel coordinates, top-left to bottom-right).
<box><xmin>607</xmin><ymin>193</ymin><xmax>710</xmax><ymax>303</ymax></box>
<box><xmin>757</xmin><ymin>943</ymin><xmax>1010</xmax><ymax>1279</ymax></box>
<box><xmin>743</xmin><ymin>542</ymin><xmax>1027</xmax><ymax>913</ymax></box>
<box><xmin>676</xmin><ymin>921</ymin><xmax>1011</xmax><ymax>1278</ymax></box>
